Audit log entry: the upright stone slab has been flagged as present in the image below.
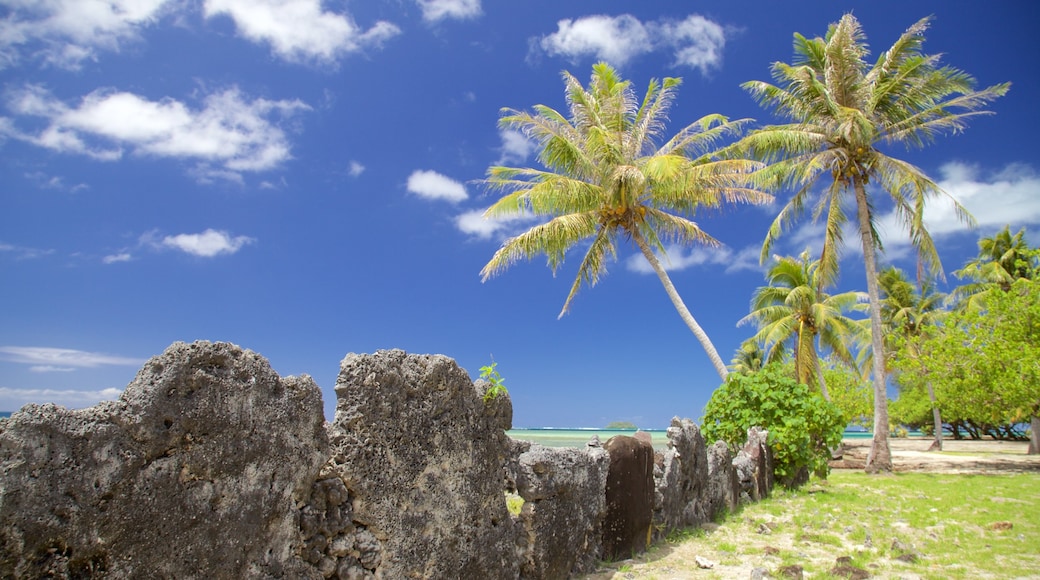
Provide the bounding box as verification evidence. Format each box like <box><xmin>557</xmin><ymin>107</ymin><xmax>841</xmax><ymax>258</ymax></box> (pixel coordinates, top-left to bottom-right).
<box><xmin>652</xmin><ymin>417</ymin><xmax>710</xmax><ymax>539</ymax></box>
<box><xmin>705</xmin><ymin>440</ymin><xmax>739</xmax><ymax>519</ymax></box>
<box><xmin>509</xmin><ymin>441</ymin><xmax>609</xmax><ymax>579</ymax></box>
<box><xmin>0</xmin><ymin>341</ymin><xmax>329</xmax><ymax>579</ymax></box>
<box><xmin>602</xmin><ymin>435</ymin><xmax>654</xmax><ymax>560</ymax></box>
<box><xmin>325</xmin><ymin>350</ymin><xmax>519</xmax><ymax>579</ymax></box>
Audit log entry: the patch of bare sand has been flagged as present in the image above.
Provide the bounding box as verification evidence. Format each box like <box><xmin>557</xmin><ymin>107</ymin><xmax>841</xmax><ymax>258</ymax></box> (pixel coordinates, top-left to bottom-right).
<box><xmin>581</xmin><ymin>438</ymin><xmax>1039</xmax><ymax>579</ymax></box>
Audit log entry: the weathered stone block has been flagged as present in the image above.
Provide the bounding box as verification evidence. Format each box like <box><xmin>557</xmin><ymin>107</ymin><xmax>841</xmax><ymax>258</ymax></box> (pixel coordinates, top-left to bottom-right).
<box><xmin>0</xmin><ymin>341</ymin><xmax>328</xmax><ymax>579</ymax></box>
<box><xmin>602</xmin><ymin>435</ymin><xmax>654</xmax><ymax>560</ymax></box>
<box><xmin>325</xmin><ymin>350</ymin><xmax>519</xmax><ymax>579</ymax></box>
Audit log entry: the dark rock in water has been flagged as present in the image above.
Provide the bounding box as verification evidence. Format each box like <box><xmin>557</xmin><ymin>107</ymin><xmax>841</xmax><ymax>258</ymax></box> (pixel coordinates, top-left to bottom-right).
<box><xmin>0</xmin><ymin>341</ymin><xmax>329</xmax><ymax>579</ymax></box>
<box><xmin>602</xmin><ymin>435</ymin><xmax>655</xmax><ymax>560</ymax></box>
<box><xmin>325</xmin><ymin>349</ymin><xmax>520</xmax><ymax>579</ymax></box>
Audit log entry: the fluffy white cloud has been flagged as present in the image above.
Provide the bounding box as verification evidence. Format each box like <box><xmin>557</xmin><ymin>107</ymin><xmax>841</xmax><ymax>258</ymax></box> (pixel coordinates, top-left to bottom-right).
<box><xmin>657</xmin><ymin>15</ymin><xmax>728</xmax><ymax>74</ymax></box>
<box><xmin>626</xmin><ymin>243</ymin><xmax>761</xmax><ymax>275</ymax></box>
<box><xmin>0</xmin><ymin>346</ymin><xmax>144</xmax><ymax>369</ymax></box>
<box><xmin>416</xmin><ymin>0</ymin><xmax>481</xmax><ymax>23</ymax></box>
<box><xmin>102</xmin><ymin>252</ymin><xmax>132</xmax><ymax>264</ymax></box>
<box><xmin>765</xmin><ymin>162</ymin><xmax>1040</xmax><ymax>266</ymax></box>
<box><xmin>494</xmin><ymin>129</ymin><xmax>538</xmax><ymax>165</ymax></box>
<box><xmin>0</xmin><ymin>386</ymin><xmax>123</xmax><ymax>411</ymax></box>
<box><xmin>406</xmin><ymin>170</ymin><xmax>468</xmax><ymax>202</ymax></box>
<box><xmin>2</xmin><ymin>85</ymin><xmax>309</xmax><ymax>178</ymax></box>
<box><xmin>0</xmin><ymin>0</ymin><xmax>171</xmax><ymax>69</ymax></box>
<box><xmin>455</xmin><ymin>207</ymin><xmax>540</xmax><ymax>240</ymax></box>
<box><xmin>538</xmin><ymin>14</ymin><xmax>650</xmax><ymax>67</ymax></box>
<box><xmin>536</xmin><ymin>13</ymin><xmax>728</xmax><ymax>72</ymax></box>
<box><xmin>203</xmin><ymin>0</ymin><xmax>400</xmax><ymax>63</ymax></box>
<box><xmin>160</xmin><ymin>229</ymin><xmax>255</xmax><ymax>257</ymax></box>
<box><xmin>348</xmin><ymin>160</ymin><xmax>365</xmax><ymax>177</ymax></box>
<box><xmin>921</xmin><ymin>162</ymin><xmax>1040</xmax><ymax>237</ymax></box>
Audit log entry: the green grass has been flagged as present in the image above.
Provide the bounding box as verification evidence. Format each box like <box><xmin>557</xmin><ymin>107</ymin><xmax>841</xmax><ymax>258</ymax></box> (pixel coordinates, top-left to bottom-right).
<box><xmin>585</xmin><ymin>471</ymin><xmax>1040</xmax><ymax>579</ymax></box>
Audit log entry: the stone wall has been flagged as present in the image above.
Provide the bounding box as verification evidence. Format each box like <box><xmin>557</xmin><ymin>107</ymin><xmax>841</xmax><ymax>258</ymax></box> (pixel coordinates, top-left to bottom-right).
<box><xmin>0</xmin><ymin>342</ymin><xmax>773</xmax><ymax>579</ymax></box>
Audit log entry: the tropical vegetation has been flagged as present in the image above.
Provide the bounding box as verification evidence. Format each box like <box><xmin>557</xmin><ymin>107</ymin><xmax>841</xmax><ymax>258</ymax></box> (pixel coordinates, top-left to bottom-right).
<box><xmin>731</xmin><ymin>13</ymin><xmax>1009</xmax><ymax>472</ymax></box>
<box><xmin>479</xmin><ymin>62</ymin><xmax>771</xmax><ymax>380</ymax></box>
<box><xmin>701</xmin><ymin>362</ymin><xmax>845</xmax><ymax>487</ymax></box>
<box><xmin>737</xmin><ymin>249</ymin><xmax>865</xmax><ymax>401</ymax></box>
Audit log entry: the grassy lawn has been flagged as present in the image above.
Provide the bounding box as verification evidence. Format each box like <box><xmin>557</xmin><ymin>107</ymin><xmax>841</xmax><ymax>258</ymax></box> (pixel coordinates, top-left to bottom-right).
<box><xmin>586</xmin><ymin>470</ymin><xmax>1040</xmax><ymax>579</ymax></box>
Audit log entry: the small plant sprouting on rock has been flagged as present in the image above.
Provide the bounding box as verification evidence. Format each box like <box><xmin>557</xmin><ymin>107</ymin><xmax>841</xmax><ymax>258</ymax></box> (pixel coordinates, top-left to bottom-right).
<box><xmin>480</xmin><ymin>357</ymin><xmax>507</xmax><ymax>402</ymax></box>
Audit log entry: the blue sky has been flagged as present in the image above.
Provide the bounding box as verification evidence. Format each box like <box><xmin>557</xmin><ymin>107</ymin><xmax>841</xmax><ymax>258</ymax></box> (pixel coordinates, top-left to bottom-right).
<box><xmin>1</xmin><ymin>0</ymin><xmax>1038</xmax><ymax>428</ymax></box>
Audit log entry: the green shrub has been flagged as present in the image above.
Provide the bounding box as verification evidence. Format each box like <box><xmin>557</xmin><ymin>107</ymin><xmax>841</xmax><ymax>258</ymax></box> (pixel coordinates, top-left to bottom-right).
<box><xmin>701</xmin><ymin>362</ymin><xmax>845</xmax><ymax>487</ymax></box>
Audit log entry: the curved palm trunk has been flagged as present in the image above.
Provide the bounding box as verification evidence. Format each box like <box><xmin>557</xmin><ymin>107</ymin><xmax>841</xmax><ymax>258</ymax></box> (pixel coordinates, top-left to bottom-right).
<box><xmin>854</xmin><ymin>179</ymin><xmax>893</xmax><ymax>473</ymax></box>
<box><xmin>926</xmin><ymin>381</ymin><xmax>943</xmax><ymax>451</ymax></box>
<box><xmin>813</xmin><ymin>354</ymin><xmax>832</xmax><ymax>402</ymax></box>
<box><xmin>1028</xmin><ymin>414</ymin><xmax>1039</xmax><ymax>455</ymax></box>
<box><xmin>631</xmin><ymin>231</ymin><xmax>729</xmax><ymax>381</ymax></box>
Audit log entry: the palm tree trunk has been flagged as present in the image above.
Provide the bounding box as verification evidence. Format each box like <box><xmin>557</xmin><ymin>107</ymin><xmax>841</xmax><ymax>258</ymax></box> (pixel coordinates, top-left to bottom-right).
<box><xmin>853</xmin><ymin>179</ymin><xmax>893</xmax><ymax>473</ymax></box>
<box><xmin>926</xmin><ymin>381</ymin><xmax>943</xmax><ymax>451</ymax></box>
<box><xmin>631</xmin><ymin>231</ymin><xmax>729</xmax><ymax>381</ymax></box>
<box><xmin>1029</xmin><ymin>415</ymin><xmax>1039</xmax><ymax>455</ymax></box>
<box><xmin>813</xmin><ymin>354</ymin><xmax>832</xmax><ymax>402</ymax></box>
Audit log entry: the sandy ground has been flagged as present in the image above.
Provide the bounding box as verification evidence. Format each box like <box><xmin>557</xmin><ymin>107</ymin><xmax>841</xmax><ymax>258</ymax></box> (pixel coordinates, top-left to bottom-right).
<box><xmin>581</xmin><ymin>438</ymin><xmax>1039</xmax><ymax>579</ymax></box>
<box><xmin>832</xmin><ymin>436</ymin><xmax>1039</xmax><ymax>474</ymax></box>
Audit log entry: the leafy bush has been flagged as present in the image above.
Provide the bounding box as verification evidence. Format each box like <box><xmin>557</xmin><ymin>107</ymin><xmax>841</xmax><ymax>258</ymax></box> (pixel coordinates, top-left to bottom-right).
<box><xmin>701</xmin><ymin>362</ymin><xmax>845</xmax><ymax>487</ymax></box>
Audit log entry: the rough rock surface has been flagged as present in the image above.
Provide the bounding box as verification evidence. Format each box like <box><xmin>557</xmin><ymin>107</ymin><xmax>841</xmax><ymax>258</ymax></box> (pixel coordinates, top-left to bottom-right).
<box><xmin>325</xmin><ymin>350</ymin><xmax>519</xmax><ymax>579</ymax></box>
<box><xmin>705</xmin><ymin>440</ymin><xmax>739</xmax><ymax>517</ymax></box>
<box><xmin>602</xmin><ymin>435</ymin><xmax>654</xmax><ymax>560</ymax></box>
<box><xmin>652</xmin><ymin>417</ymin><xmax>709</xmax><ymax>540</ymax></box>
<box><xmin>0</xmin><ymin>341</ymin><xmax>328</xmax><ymax>579</ymax></box>
<box><xmin>734</xmin><ymin>427</ymin><xmax>774</xmax><ymax>502</ymax></box>
<box><xmin>510</xmin><ymin>440</ymin><xmax>609</xmax><ymax>579</ymax></box>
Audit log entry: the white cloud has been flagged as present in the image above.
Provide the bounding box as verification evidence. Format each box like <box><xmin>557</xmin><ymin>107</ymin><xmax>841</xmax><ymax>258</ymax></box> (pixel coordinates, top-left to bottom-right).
<box><xmin>625</xmin><ymin>243</ymin><xmax>760</xmax><ymax>275</ymax></box>
<box><xmin>2</xmin><ymin>85</ymin><xmax>309</xmax><ymax>178</ymax></box>
<box><xmin>416</xmin><ymin>0</ymin><xmax>481</xmax><ymax>23</ymax></box>
<box><xmin>203</xmin><ymin>0</ymin><xmax>400</xmax><ymax>63</ymax></box>
<box><xmin>536</xmin><ymin>13</ymin><xmax>728</xmax><ymax>72</ymax></box>
<box><xmin>102</xmin><ymin>252</ymin><xmax>132</xmax><ymax>264</ymax></box>
<box><xmin>765</xmin><ymin>161</ymin><xmax>1040</xmax><ymax>267</ymax></box>
<box><xmin>455</xmin><ymin>207</ymin><xmax>540</xmax><ymax>240</ymax></box>
<box><xmin>539</xmin><ymin>14</ymin><xmax>650</xmax><ymax>67</ymax></box>
<box><xmin>160</xmin><ymin>229</ymin><xmax>255</xmax><ymax>257</ymax></box>
<box><xmin>494</xmin><ymin>129</ymin><xmax>537</xmax><ymax>165</ymax></box>
<box><xmin>0</xmin><ymin>0</ymin><xmax>172</xmax><ymax>69</ymax></box>
<box><xmin>0</xmin><ymin>386</ymin><xmax>123</xmax><ymax>411</ymax></box>
<box><xmin>656</xmin><ymin>15</ymin><xmax>728</xmax><ymax>74</ymax></box>
<box><xmin>0</xmin><ymin>242</ymin><xmax>55</xmax><ymax>260</ymax></box>
<box><xmin>406</xmin><ymin>169</ymin><xmax>468</xmax><ymax>202</ymax></box>
<box><xmin>348</xmin><ymin>160</ymin><xmax>365</xmax><ymax>177</ymax></box>
<box><xmin>0</xmin><ymin>346</ymin><xmax>144</xmax><ymax>368</ymax></box>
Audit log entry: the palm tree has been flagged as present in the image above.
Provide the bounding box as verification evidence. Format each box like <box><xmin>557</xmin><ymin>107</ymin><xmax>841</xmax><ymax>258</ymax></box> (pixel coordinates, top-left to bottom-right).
<box><xmin>738</xmin><ymin>249</ymin><xmax>866</xmax><ymax>401</ymax></box>
<box><xmin>729</xmin><ymin>340</ymin><xmax>765</xmax><ymax>375</ymax></box>
<box><xmin>480</xmin><ymin>63</ymin><xmax>771</xmax><ymax>380</ymax></box>
<box><xmin>733</xmin><ymin>14</ymin><xmax>1008</xmax><ymax>472</ymax></box>
<box><xmin>952</xmin><ymin>226</ymin><xmax>1037</xmax><ymax>309</ymax></box>
<box><xmin>877</xmin><ymin>266</ymin><xmax>947</xmax><ymax>450</ymax></box>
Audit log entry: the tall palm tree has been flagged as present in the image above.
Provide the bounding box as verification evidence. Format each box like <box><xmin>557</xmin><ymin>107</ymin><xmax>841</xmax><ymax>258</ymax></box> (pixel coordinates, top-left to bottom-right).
<box><xmin>738</xmin><ymin>249</ymin><xmax>866</xmax><ymax>400</ymax></box>
<box><xmin>877</xmin><ymin>266</ymin><xmax>947</xmax><ymax>450</ymax></box>
<box><xmin>729</xmin><ymin>340</ymin><xmax>765</xmax><ymax>376</ymax></box>
<box><xmin>480</xmin><ymin>63</ymin><xmax>771</xmax><ymax>380</ymax></box>
<box><xmin>733</xmin><ymin>14</ymin><xmax>1008</xmax><ymax>472</ymax></box>
<box><xmin>952</xmin><ymin>225</ymin><xmax>1037</xmax><ymax>309</ymax></box>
